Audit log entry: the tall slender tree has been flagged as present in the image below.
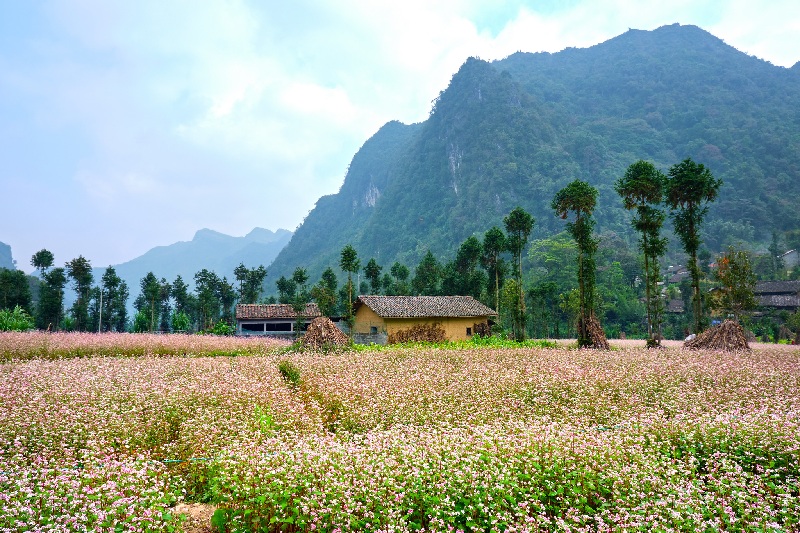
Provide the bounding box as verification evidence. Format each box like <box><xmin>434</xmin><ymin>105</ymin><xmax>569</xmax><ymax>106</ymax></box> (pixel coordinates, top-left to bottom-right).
<box><xmin>65</xmin><ymin>256</ymin><xmax>93</xmax><ymax>331</ymax></box>
<box><xmin>311</xmin><ymin>267</ymin><xmax>338</xmax><ymax>317</ymax></box>
<box><xmin>291</xmin><ymin>267</ymin><xmax>310</xmax><ymax>334</ymax></box>
<box><xmin>552</xmin><ymin>180</ymin><xmax>603</xmax><ymax>348</ymax></box>
<box><xmin>363</xmin><ymin>258</ymin><xmax>383</xmax><ymax>294</ymax></box>
<box><xmin>339</xmin><ymin>244</ymin><xmax>360</xmax><ymax>327</ymax></box>
<box><xmin>666</xmin><ymin>158</ymin><xmax>723</xmax><ymax>334</ymax></box>
<box><xmin>615</xmin><ymin>160</ymin><xmax>668</xmax><ymax>347</ymax></box>
<box><xmin>504</xmin><ymin>207</ymin><xmax>534</xmax><ymax>341</ymax></box>
<box><xmin>482</xmin><ymin>227</ymin><xmax>506</xmax><ymax>317</ymax></box>
<box><xmin>36</xmin><ymin>267</ymin><xmax>66</xmax><ymax>330</ymax></box>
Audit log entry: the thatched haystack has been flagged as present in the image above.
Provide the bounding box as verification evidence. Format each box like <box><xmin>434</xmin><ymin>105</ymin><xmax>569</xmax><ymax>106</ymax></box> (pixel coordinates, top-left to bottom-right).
<box><xmin>300</xmin><ymin>317</ymin><xmax>350</xmax><ymax>349</ymax></box>
<box><xmin>578</xmin><ymin>314</ymin><xmax>610</xmax><ymax>350</ymax></box>
<box><xmin>684</xmin><ymin>319</ymin><xmax>750</xmax><ymax>351</ymax></box>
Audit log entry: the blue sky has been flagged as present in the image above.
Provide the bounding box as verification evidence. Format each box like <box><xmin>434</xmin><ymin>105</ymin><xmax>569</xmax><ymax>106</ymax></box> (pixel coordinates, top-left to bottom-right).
<box><xmin>2</xmin><ymin>0</ymin><xmax>799</xmax><ymax>273</ymax></box>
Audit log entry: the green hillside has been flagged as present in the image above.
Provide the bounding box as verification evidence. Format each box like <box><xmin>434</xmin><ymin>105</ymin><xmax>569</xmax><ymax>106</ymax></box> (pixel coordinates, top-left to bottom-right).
<box><xmin>267</xmin><ymin>23</ymin><xmax>800</xmax><ymax>286</ymax></box>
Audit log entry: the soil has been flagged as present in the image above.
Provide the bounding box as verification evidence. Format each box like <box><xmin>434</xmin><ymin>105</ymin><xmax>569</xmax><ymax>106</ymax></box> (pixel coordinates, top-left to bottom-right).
<box><xmin>174</xmin><ymin>503</ymin><xmax>217</xmax><ymax>533</ymax></box>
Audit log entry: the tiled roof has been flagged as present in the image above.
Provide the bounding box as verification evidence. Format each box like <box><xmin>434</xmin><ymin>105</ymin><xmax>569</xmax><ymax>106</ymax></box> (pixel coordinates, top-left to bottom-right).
<box><xmin>355</xmin><ymin>295</ymin><xmax>497</xmax><ymax>318</ymax></box>
<box><xmin>666</xmin><ymin>299</ymin><xmax>685</xmax><ymax>313</ymax></box>
<box><xmin>236</xmin><ymin>303</ymin><xmax>322</xmax><ymax>320</ymax></box>
<box><xmin>757</xmin><ymin>294</ymin><xmax>800</xmax><ymax>309</ymax></box>
<box><xmin>755</xmin><ymin>280</ymin><xmax>800</xmax><ymax>295</ymax></box>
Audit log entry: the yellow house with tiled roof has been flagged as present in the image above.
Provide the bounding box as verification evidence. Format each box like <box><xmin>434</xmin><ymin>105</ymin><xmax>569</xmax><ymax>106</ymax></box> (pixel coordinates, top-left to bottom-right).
<box><xmin>353</xmin><ymin>295</ymin><xmax>497</xmax><ymax>341</ymax></box>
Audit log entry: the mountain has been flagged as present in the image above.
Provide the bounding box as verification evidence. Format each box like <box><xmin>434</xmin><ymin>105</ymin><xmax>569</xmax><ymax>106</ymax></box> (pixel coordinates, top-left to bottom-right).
<box><xmin>267</xmin><ymin>23</ymin><xmax>800</xmax><ymax>286</ymax></box>
<box><xmin>0</xmin><ymin>241</ymin><xmax>13</xmax><ymax>270</ymax></box>
<box><xmin>95</xmin><ymin>227</ymin><xmax>292</xmax><ymax>293</ymax></box>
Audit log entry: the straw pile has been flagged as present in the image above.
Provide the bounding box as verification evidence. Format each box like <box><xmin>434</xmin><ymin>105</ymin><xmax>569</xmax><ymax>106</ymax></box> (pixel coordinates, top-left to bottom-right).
<box><xmin>300</xmin><ymin>317</ymin><xmax>350</xmax><ymax>349</ymax></box>
<box><xmin>684</xmin><ymin>319</ymin><xmax>750</xmax><ymax>351</ymax></box>
<box><xmin>388</xmin><ymin>323</ymin><xmax>446</xmax><ymax>344</ymax></box>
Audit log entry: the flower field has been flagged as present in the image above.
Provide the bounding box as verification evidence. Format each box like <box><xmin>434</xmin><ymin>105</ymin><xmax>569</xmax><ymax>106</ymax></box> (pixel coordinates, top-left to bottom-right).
<box><xmin>1</xmin><ymin>333</ymin><xmax>799</xmax><ymax>532</ymax></box>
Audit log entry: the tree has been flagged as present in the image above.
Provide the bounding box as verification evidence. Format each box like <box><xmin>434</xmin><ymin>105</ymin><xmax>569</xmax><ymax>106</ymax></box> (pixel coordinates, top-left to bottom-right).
<box><xmin>504</xmin><ymin>207</ymin><xmax>534</xmax><ymax>341</ymax></box>
<box><xmin>291</xmin><ymin>267</ymin><xmax>310</xmax><ymax>334</ymax></box>
<box><xmin>276</xmin><ymin>276</ymin><xmax>297</xmax><ymax>305</ymax></box>
<box><xmin>615</xmin><ymin>160</ymin><xmax>668</xmax><ymax>347</ymax></box>
<box><xmin>194</xmin><ymin>269</ymin><xmax>222</xmax><ymax>330</ymax></box>
<box><xmin>311</xmin><ymin>267</ymin><xmax>338</xmax><ymax>317</ymax></box>
<box><xmin>389</xmin><ymin>262</ymin><xmax>411</xmax><ymax>295</ymax></box>
<box><xmin>411</xmin><ymin>251</ymin><xmax>441</xmax><ymax>296</ymax></box>
<box><xmin>339</xmin><ymin>244</ymin><xmax>360</xmax><ymax>323</ymax></box>
<box><xmin>65</xmin><ymin>256</ymin><xmax>93</xmax><ymax>331</ymax></box>
<box><xmin>36</xmin><ymin>267</ymin><xmax>66</xmax><ymax>330</ymax></box>
<box><xmin>482</xmin><ymin>227</ymin><xmax>506</xmax><ymax>317</ymax></box>
<box><xmin>552</xmin><ymin>180</ymin><xmax>601</xmax><ymax>348</ymax></box>
<box><xmin>666</xmin><ymin>158</ymin><xmax>723</xmax><ymax>334</ymax></box>
<box><xmin>98</xmin><ymin>267</ymin><xmax>128</xmax><ymax>332</ymax></box>
<box><xmin>442</xmin><ymin>236</ymin><xmax>486</xmax><ymax>299</ymax></box>
<box><xmin>139</xmin><ymin>272</ymin><xmax>161</xmax><ymax>332</ymax></box>
<box><xmin>712</xmin><ymin>246</ymin><xmax>757</xmax><ymax>321</ymax></box>
<box><xmin>31</xmin><ymin>249</ymin><xmax>54</xmax><ymax>278</ymax></box>
<box><xmin>363</xmin><ymin>258</ymin><xmax>383</xmax><ymax>294</ymax></box>
<box><xmin>0</xmin><ymin>268</ymin><xmax>32</xmax><ymax>312</ymax></box>
<box><xmin>235</xmin><ymin>263</ymin><xmax>268</xmax><ymax>304</ymax></box>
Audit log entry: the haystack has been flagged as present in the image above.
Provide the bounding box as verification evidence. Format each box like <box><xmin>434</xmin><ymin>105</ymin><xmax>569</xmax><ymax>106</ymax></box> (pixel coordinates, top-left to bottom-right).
<box><xmin>578</xmin><ymin>314</ymin><xmax>610</xmax><ymax>350</ymax></box>
<box><xmin>684</xmin><ymin>319</ymin><xmax>750</xmax><ymax>351</ymax></box>
<box><xmin>300</xmin><ymin>317</ymin><xmax>350</xmax><ymax>349</ymax></box>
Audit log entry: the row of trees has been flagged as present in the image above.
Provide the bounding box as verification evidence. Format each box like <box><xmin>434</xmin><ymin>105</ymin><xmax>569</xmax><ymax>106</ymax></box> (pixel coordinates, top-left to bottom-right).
<box><xmin>0</xmin><ymin>247</ymin><xmax>269</xmax><ymax>333</ymax></box>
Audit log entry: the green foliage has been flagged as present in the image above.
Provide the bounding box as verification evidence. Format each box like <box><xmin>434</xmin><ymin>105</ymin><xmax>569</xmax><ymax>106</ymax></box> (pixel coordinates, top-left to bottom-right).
<box><xmin>616</xmin><ymin>160</ymin><xmax>668</xmax><ymax>346</ymax></box>
<box><xmin>0</xmin><ymin>268</ymin><xmax>32</xmax><ymax>312</ymax></box>
<box><xmin>277</xmin><ymin>360</ymin><xmax>302</xmax><ymax>387</ymax></box>
<box><xmin>411</xmin><ymin>251</ymin><xmax>441</xmax><ymax>296</ymax></box>
<box><xmin>65</xmin><ymin>256</ymin><xmax>93</xmax><ymax>331</ymax></box>
<box><xmin>0</xmin><ymin>305</ymin><xmax>35</xmax><ymax>331</ymax></box>
<box><xmin>36</xmin><ymin>267</ymin><xmax>66</xmax><ymax>331</ymax></box>
<box><xmin>552</xmin><ymin>180</ymin><xmax>600</xmax><ymax>347</ymax></box>
<box><xmin>234</xmin><ymin>263</ymin><xmax>267</xmax><ymax>304</ymax></box>
<box><xmin>666</xmin><ymin>158</ymin><xmax>723</xmax><ymax>333</ymax></box>
<box><xmin>712</xmin><ymin>247</ymin><xmax>757</xmax><ymax>321</ymax></box>
<box><xmin>170</xmin><ymin>310</ymin><xmax>191</xmax><ymax>333</ymax></box>
<box><xmin>503</xmin><ymin>208</ymin><xmax>534</xmax><ymax>341</ymax></box>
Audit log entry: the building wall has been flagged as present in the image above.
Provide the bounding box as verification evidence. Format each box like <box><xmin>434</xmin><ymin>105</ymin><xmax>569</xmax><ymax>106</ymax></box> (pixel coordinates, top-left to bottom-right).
<box><xmin>353</xmin><ymin>306</ymin><xmax>488</xmax><ymax>341</ymax></box>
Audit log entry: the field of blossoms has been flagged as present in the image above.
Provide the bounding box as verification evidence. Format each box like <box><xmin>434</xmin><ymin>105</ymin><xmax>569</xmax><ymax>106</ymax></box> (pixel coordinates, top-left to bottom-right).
<box><xmin>1</xmin><ymin>332</ymin><xmax>799</xmax><ymax>532</ymax></box>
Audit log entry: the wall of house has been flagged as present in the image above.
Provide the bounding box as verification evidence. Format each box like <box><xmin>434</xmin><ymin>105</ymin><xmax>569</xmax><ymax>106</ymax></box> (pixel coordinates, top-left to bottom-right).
<box><xmin>352</xmin><ymin>306</ymin><xmax>386</xmax><ymax>335</ymax></box>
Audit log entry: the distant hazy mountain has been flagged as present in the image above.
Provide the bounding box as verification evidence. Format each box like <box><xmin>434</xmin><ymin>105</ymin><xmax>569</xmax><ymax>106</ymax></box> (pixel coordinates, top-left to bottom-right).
<box><xmin>267</xmin><ymin>23</ymin><xmax>800</xmax><ymax>286</ymax></box>
<box><xmin>0</xmin><ymin>241</ymin><xmax>14</xmax><ymax>270</ymax></box>
<box><xmin>95</xmin><ymin>227</ymin><xmax>293</xmax><ymax>294</ymax></box>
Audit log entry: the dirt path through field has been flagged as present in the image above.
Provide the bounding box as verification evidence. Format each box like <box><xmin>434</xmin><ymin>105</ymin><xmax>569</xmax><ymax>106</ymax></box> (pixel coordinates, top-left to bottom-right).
<box><xmin>174</xmin><ymin>503</ymin><xmax>216</xmax><ymax>533</ymax></box>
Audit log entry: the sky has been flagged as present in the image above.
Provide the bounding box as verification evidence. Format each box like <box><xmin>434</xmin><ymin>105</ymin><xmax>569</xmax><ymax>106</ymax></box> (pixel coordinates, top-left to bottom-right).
<box><xmin>2</xmin><ymin>0</ymin><xmax>799</xmax><ymax>273</ymax></box>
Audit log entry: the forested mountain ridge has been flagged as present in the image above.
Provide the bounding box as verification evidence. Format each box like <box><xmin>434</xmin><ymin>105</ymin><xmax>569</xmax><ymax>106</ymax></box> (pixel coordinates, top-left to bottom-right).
<box><xmin>267</xmin><ymin>23</ymin><xmax>800</xmax><ymax>286</ymax></box>
<box><xmin>93</xmin><ymin>227</ymin><xmax>292</xmax><ymax>296</ymax></box>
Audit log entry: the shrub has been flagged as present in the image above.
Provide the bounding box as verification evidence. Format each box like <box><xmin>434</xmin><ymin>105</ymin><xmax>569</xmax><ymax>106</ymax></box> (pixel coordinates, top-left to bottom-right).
<box><xmin>277</xmin><ymin>360</ymin><xmax>302</xmax><ymax>387</ymax></box>
<box><xmin>0</xmin><ymin>305</ymin><xmax>35</xmax><ymax>331</ymax></box>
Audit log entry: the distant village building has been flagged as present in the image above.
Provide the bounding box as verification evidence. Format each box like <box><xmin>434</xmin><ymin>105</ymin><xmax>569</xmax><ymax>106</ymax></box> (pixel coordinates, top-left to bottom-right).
<box><xmin>754</xmin><ymin>281</ymin><xmax>800</xmax><ymax>313</ymax></box>
<box><xmin>236</xmin><ymin>303</ymin><xmax>322</xmax><ymax>336</ymax></box>
<box><xmin>780</xmin><ymin>249</ymin><xmax>799</xmax><ymax>270</ymax></box>
<box><xmin>352</xmin><ymin>295</ymin><xmax>497</xmax><ymax>344</ymax></box>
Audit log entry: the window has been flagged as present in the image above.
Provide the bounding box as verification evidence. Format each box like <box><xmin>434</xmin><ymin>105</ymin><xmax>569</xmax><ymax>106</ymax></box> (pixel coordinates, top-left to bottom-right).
<box><xmin>242</xmin><ymin>323</ymin><xmax>265</xmax><ymax>332</ymax></box>
<box><xmin>370</xmin><ymin>326</ymin><xmax>378</xmax><ymax>335</ymax></box>
<box><xmin>466</xmin><ymin>327</ymin><xmax>472</xmax><ymax>336</ymax></box>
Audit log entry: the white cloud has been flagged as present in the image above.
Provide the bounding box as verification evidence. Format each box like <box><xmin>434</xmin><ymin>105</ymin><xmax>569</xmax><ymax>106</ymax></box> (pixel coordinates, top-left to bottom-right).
<box><xmin>3</xmin><ymin>0</ymin><xmax>799</xmax><ymax>271</ymax></box>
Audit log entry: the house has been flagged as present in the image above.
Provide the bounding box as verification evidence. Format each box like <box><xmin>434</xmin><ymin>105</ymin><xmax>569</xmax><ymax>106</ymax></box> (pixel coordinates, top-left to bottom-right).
<box><xmin>754</xmin><ymin>280</ymin><xmax>800</xmax><ymax>312</ymax></box>
<box><xmin>352</xmin><ymin>295</ymin><xmax>497</xmax><ymax>343</ymax></box>
<box><xmin>235</xmin><ymin>303</ymin><xmax>322</xmax><ymax>336</ymax></box>
<box><xmin>780</xmin><ymin>249</ymin><xmax>799</xmax><ymax>270</ymax></box>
